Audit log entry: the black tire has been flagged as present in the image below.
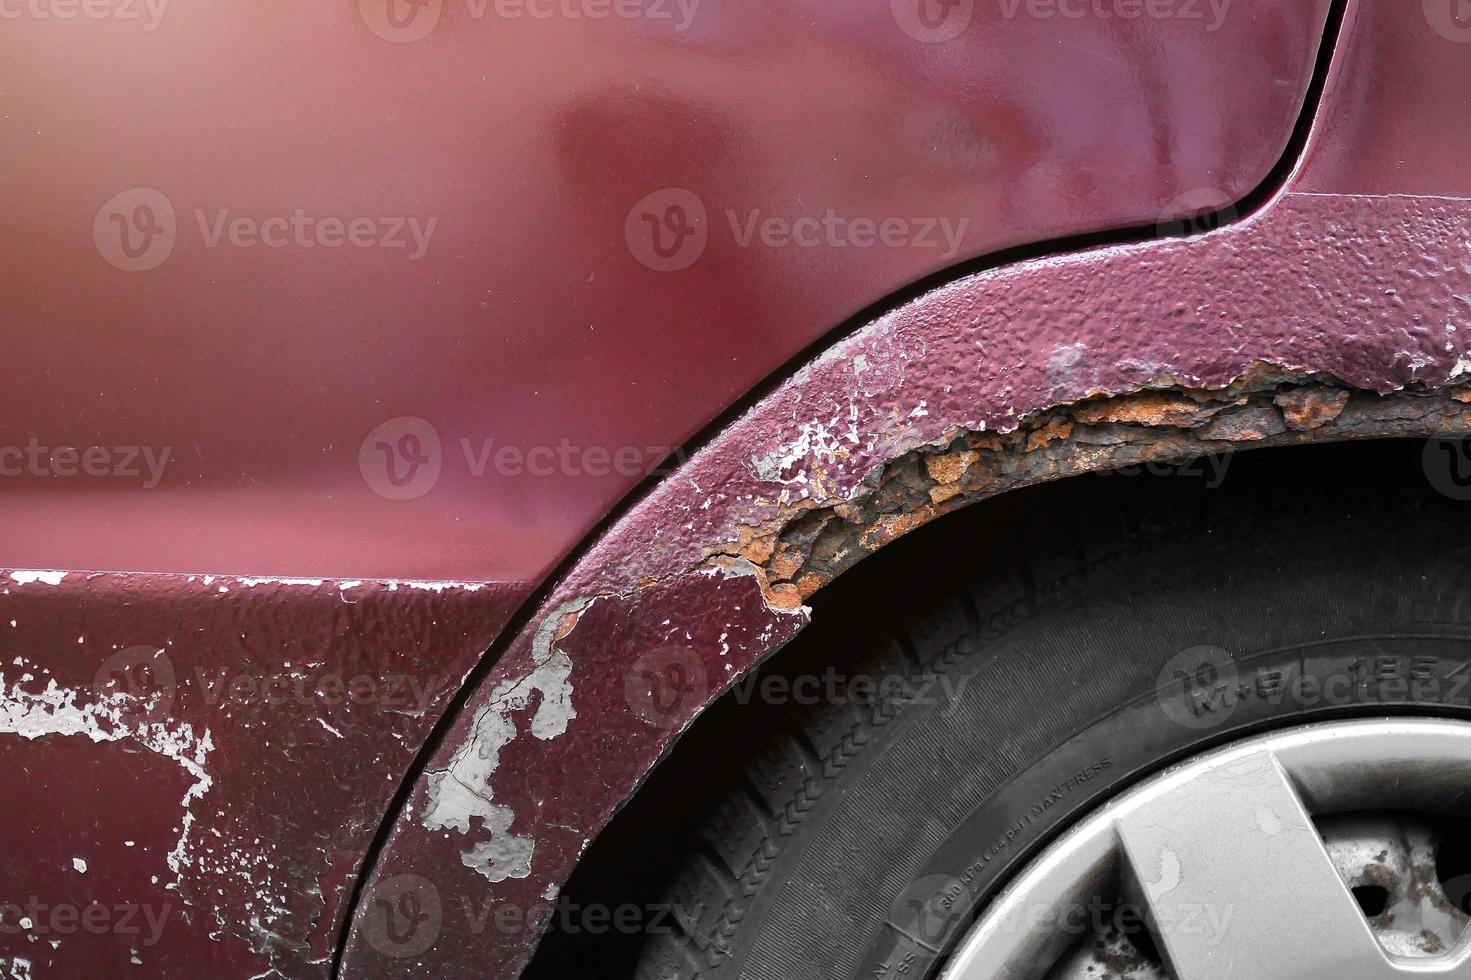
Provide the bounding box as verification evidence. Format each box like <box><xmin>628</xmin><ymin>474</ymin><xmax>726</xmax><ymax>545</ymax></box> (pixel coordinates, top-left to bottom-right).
<box><xmin>633</xmin><ymin>445</ymin><xmax>1471</xmax><ymax>980</ymax></box>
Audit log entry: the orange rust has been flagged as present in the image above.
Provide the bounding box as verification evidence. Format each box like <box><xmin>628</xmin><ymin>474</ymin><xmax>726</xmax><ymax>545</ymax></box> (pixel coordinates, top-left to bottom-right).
<box><xmin>704</xmin><ymin>380</ymin><xmax>1471</xmax><ymax>620</ymax></box>
<box><xmin>553</xmin><ymin>609</ymin><xmax>581</xmax><ymax>643</ymax></box>
<box><xmin>923</xmin><ymin>449</ymin><xmax>977</xmax><ymax>485</ymax></box>
<box><xmin>929</xmin><ymin>482</ymin><xmax>966</xmax><ymax>505</ymax></box>
<box><xmin>1274</xmin><ymin>388</ymin><xmax>1350</xmax><ymax>430</ymax></box>
<box><xmin>861</xmin><ymin>507</ymin><xmax>938</xmax><ymax>549</ymax></box>
<box><xmin>731</xmin><ymin>525</ymin><xmax>777</xmax><ymax>565</ymax></box>
<box><xmin>1071</xmin><ymin>393</ymin><xmax>1229</xmax><ymax>428</ymax></box>
<box><xmin>793</xmin><ymin>572</ymin><xmax>827</xmax><ymax>599</ymax></box>
<box><xmin>767</xmin><ymin>549</ymin><xmax>804</xmax><ymax>581</ymax></box>
<box><xmin>1025</xmin><ymin>417</ymin><xmax>1075</xmax><ymax>451</ymax></box>
<box><xmin>765</xmin><ymin>582</ymin><xmax>804</xmax><ymax>611</ymax></box>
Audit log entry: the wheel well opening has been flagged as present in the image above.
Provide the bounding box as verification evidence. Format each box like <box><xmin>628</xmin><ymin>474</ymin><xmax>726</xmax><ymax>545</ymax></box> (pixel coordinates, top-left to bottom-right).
<box><xmin>523</xmin><ymin>436</ymin><xmax>1466</xmax><ymax>979</ymax></box>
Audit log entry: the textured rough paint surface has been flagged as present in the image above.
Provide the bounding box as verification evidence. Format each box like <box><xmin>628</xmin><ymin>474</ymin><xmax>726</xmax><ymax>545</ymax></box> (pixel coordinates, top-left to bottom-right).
<box><xmin>342</xmin><ymin>2</ymin><xmax>1471</xmax><ymax>976</ymax></box>
<box><xmin>418</xmin><ymin>596</ymin><xmax>593</xmax><ymax>885</ymax></box>
<box><xmin>0</xmin><ymin>574</ymin><xmax>518</xmax><ymax>978</ymax></box>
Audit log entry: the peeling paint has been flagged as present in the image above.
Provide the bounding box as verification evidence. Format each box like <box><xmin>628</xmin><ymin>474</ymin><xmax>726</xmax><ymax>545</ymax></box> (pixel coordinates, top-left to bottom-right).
<box><xmin>0</xmin><ymin>658</ymin><xmax>213</xmax><ymax>885</ymax></box>
<box><xmin>710</xmin><ymin>375</ymin><xmax>1471</xmax><ymax>607</ymax></box>
<box><xmin>1</xmin><ymin>957</ymin><xmax>32</xmax><ymax>980</ymax></box>
<box><xmin>8</xmin><ymin>571</ymin><xmax>65</xmax><ymax>587</ymax></box>
<box><xmin>0</xmin><ymin>572</ymin><xmax>520</xmax><ymax>977</ymax></box>
<box><xmin>419</xmin><ymin>596</ymin><xmax>594</xmax><ymax>883</ymax></box>
<box><xmin>349</xmin><ymin>113</ymin><xmax>1471</xmax><ymax>980</ymax></box>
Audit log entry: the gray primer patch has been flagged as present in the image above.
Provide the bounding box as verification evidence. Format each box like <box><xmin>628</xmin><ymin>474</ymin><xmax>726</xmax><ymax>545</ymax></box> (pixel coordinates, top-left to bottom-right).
<box><xmin>419</xmin><ymin>596</ymin><xmax>593</xmax><ymax>883</ymax></box>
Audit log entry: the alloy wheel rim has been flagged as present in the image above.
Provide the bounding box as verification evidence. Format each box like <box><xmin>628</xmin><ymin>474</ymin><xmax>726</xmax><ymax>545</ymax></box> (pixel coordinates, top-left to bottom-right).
<box><xmin>940</xmin><ymin>718</ymin><xmax>1471</xmax><ymax>979</ymax></box>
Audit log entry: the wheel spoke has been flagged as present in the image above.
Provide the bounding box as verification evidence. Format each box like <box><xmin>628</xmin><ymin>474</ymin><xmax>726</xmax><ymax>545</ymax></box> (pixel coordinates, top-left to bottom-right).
<box><xmin>1115</xmin><ymin>749</ymin><xmax>1392</xmax><ymax>980</ymax></box>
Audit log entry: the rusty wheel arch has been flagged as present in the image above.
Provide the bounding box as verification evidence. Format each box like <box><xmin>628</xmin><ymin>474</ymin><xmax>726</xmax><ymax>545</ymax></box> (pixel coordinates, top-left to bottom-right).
<box><xmin>340</xmin><ymin>9</ymin><xmax>1471</xmax><ymax>960</ymax></box>
<box><xmin>706</xmin><ymin>371</ymin><xmax>1471</xmax><ymax>613</ymax></box>
<box><xmin>341</xmin><ymin>185</ymin><xmax>1471</xmax><ymax>976</ymax></box>
<box><xmin>525</xmin><ymin>410</ymin><xmax>1471</xmax><ymax>978</ymax></box>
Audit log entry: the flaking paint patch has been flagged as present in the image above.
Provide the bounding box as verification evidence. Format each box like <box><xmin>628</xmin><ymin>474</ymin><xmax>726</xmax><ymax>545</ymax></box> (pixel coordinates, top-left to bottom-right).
<box><xmin>749</xmin><ymin>418</ymin><xmax>848</xmax><ymax>489</ymax></box>
<box><xmin>0</xmin><ymin>658</ymin><xmax>213</xmax><ymax>885</ymax></box>
<box><xmin>7</xmin><ymin>571</ymin><xmax>66</xmax><ymax>587</ymax></box>
<box><xmin>419</xmin><ymin>596</ymin><xmax>593</xmax><ymax>883</ymax></box>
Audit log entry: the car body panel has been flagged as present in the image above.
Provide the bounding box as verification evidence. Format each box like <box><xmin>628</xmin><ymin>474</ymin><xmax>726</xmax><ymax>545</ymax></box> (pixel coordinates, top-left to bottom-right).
<box><xmin>0</xmin><ymin>574</ymin><xmax>521</xmax><ymax>977</ymax></box>
<box><xmin>0</xmin><ymin>0</ymin><xmax>1326</xmax><ymax>583</ymax></box>
<box><xmin>0</xmin><ymin>0</ymin><xmax>1359</xmax><ymax>977</ymax></box>
<box><xmin>342</xmin><ymin>1</ymin><xmax>1471</xmax><ymax>976</ymax></box>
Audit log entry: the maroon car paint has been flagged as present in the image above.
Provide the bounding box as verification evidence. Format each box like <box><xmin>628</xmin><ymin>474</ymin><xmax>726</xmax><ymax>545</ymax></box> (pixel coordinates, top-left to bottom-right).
<box><xmin>0</xmin><ymin>0</ymin><xmax>1369</xmax><ymax>977</ymax></box>
<box><xmin>0</xmin><ymin>1</ymin><xmax>1326</xmax><ymax>584</ymax></box>
<box><xmin>0</xmin><ymin>575</ymin><xmax>522</xmax><ymax>977</ymax></box>
<box><xmin>341</xmin><ymin>1</ymin><xmax>1471</xmax><ymax>977</ymax></box>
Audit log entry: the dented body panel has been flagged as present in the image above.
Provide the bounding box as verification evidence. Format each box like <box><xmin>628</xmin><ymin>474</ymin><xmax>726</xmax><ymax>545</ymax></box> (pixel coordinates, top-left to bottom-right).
<box><xmin>341</xmin><ymin>1</ymin><xmax>1471</xmax><ymax>976</ymax></box>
